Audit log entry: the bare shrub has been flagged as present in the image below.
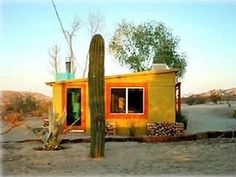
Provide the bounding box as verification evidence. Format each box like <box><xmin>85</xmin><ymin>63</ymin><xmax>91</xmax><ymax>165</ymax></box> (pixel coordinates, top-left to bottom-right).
<box><xmin>185</xmin><ymin>95</ymin><xmax>207</xmax><ymax>105</ymax></box>
<box><xmin>129</xmin><ymin>121</ymin><xmax>138</xmax><ymax>136</ymax></box>
<box><xmin>233</xmin><ymin>110</ymin><xmax>236</xmax><ymax>118</ymax></box>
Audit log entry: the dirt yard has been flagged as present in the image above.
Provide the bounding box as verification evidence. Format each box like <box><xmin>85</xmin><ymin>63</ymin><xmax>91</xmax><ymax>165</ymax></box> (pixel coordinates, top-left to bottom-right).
<box><xmin>182</xmin><ymin>102</ymin><xmax>236</xmax><ymax>134</ymax></box>
<box><xmin>1</xmin><ymin>138</ymin><xmax>236</xmax><ymax>176</ymax></box>
<box><xmin>1</xmin><ymin>103</ymin><xmax>236</xmax><ymax>176</ymax></box>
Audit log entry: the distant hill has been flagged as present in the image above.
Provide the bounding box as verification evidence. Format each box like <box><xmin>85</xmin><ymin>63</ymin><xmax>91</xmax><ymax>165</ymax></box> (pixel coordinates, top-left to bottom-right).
<box><xmin>0</xmin><ymin>90</ymin><xmax>51</xmax><ymax>118</ymax></box>
<box><xmin>1</xmin><ymin>90</ymin><xmax>51</xmax><ymax>104</ymax></box>
<box><xmin>196</xmin><ymin>88</ymin><xmax>236</xmax><ymax>98</ymax></box>
<box><xmin>182</xmin><ymin>88</ymin><xmax>236</xmax><ymax>105</ymax></box>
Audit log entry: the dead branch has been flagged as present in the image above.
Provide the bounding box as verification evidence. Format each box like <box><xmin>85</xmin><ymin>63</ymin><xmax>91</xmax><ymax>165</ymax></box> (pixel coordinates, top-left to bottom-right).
<box><xmin>63</xmin><ymin>17</ymin><xmax>81</xmax><ymax>74</ymax></box>
<box><xmin>48</xmin><ymin>45</ymin><xmax>61</xmax><ymax>75</ymax></box>
<box><xmin>83</xmin><ymin>12</ymin><xmax>105</xmax><ymax>78</ymax></box>
<box><xmin>88</xmin><ymin>12</ymin><xmax>104</xmax><ymax>37</ymax></box>
<box><xmin>63</xmin><ymin>117</ymin><xmax>81</xmax><ymax>134</ymax></box>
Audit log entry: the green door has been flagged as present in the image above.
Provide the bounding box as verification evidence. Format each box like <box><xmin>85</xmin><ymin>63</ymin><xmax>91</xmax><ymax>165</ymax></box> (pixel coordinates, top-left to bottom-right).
<box><xmin>66</xmin><ymin>88</ymin><xmax>81</xmax><ymax>126</ymax></box>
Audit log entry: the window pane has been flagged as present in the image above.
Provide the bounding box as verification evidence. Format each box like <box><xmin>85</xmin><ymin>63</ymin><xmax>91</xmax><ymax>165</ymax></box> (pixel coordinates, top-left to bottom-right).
<box><xmin>128</xmin><ymin>89</ymin><xmax>143</xmax><ymax>113</ymax></box>
<box><xmin>111</xmin><ymin>89</ymin><xmax>126</xmax><ymax>113</ymax></box>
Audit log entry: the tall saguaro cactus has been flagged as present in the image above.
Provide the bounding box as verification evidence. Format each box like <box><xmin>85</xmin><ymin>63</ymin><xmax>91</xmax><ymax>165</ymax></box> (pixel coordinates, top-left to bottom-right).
<box><xmin>88</xmin><ymin>34</ymin><xmax>105</xmax><ymax>158</ymax></box>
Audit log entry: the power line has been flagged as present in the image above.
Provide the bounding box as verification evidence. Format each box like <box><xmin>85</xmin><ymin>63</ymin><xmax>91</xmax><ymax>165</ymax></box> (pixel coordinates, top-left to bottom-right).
<box><xmin>50</xmin><ymin>0</ymin><xmax>70</xmax><ymax>47</ymax></box>
<box><xmin>50</xmin><ymin>0</ymin><xmax>84</xmax><ymax>73</ymax></box>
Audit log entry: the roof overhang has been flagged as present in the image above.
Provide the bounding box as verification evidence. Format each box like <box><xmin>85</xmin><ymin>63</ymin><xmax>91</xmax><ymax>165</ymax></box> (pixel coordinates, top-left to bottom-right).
<box><xmin>45</xmin><ymin>69</ymin><xmax>179</xmax><ymax>86</ymax></box>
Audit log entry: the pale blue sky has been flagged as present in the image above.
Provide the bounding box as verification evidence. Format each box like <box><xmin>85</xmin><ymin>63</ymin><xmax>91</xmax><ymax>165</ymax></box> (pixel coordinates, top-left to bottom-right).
<box><xmin>1</xmin><ymin>0</ymin><xmax>236</xmax><ymax>96</ymax></box>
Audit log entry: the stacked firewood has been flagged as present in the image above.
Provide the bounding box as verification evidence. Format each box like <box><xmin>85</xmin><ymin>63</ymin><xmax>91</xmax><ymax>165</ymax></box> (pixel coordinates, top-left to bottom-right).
<box><xmin>175</xmin><ymin>123</ymin><xmax>185</xmax><ymax>136</ymax></box>
<box><xmin>147</xmin><ymin>122</ymin><xmax>184</xmax><ymax>136</ymax></box>
<box><xmin>105</xmin><ymin>122</ymin><xmax>116</xmax><ymax>135</ymax></box>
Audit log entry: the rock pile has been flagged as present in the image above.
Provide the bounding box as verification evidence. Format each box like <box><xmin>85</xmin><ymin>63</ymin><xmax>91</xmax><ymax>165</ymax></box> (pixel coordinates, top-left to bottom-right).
<box><xmin>147</xmin><ymin>122</ymin><xmax>184</xmax><ymax>136</ymax></box>
<box><xmin>105</xmin><ymin>122</ymin><xmax>116</xmax><ymax>135</ymax></box>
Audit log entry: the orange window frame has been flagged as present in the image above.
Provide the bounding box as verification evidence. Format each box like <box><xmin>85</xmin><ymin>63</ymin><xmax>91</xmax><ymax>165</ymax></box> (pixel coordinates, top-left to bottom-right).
<box><xmin>106</xmin><ymin>83</ymin><xmax>148</xmax><ymax>119</ymax></box>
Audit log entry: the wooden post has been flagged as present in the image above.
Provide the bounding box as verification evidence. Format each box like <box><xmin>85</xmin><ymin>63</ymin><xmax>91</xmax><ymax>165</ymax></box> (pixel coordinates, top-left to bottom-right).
<box><xmin>176</xmin><ymin>82</ymin><xmax>181</xmax><ymax>115</ymax></box>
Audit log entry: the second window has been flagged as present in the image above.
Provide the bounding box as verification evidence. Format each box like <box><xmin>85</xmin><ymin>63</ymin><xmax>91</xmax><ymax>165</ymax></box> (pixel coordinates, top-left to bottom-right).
<box><xmin>110</xmin><ymin>88</ymin><xmax>144</xmax><ymax>114</ymax></box>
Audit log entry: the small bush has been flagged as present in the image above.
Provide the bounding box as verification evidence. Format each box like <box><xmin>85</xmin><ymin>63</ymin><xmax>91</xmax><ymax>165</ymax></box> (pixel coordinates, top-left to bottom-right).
<box><xmin>3</xmin><ymin>112</ymin><xmax>23</xmax><ymax>126</ymax></box>
<box><xmin>129</xmin><ymin>121</ymin><xmax>137</xmax><ymax>136</ymax></box>
<box><xmin>233</xmin><ymin>110</ymin><xmax>236</xmax><ymax>118</ymax></box>
<box><xmin>176</xmin><ymin>113</ymin><xmax>188</xmax><ymax>129</ymax></box>
<box><xmin>2</xmin><ymin>94</ymin><xmax>39</xmax><ymax>116</ymax></box>
<box><xmin>185</xmin><ymin>95</ymin><xmax>207</xmax><ymax>105</ymax></box>
<box><xmin>1</xmin><ymin>93</ymin><xmax>51</xmax><ymax>120</ymax></box>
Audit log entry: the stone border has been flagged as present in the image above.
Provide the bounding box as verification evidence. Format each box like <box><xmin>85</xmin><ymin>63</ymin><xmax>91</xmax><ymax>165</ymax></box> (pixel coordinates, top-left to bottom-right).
<box><xmin>2</xmin><ymin>130</ymin><xmax>236</xmax><ymax>144</ymax></box>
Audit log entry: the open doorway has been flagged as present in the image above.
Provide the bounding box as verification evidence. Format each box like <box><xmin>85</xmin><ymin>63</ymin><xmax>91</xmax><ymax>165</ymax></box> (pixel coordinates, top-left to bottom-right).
<box><xmin>66</xmin><ymin>88</ymin><xmax>81</xmax><ymax>126</ymax></box>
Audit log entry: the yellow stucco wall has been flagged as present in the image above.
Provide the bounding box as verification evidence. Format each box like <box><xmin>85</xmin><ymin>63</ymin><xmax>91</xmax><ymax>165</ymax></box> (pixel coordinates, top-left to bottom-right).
<box><xmin>52</xmin><ymin>83</ymin><xmax>63</xmax><ymax>116</ymax></box>
<box><xmin>104</xmin><ymin>72</ymin><xmax>176</xmax><ymax>135</ymax></box>
<box><xmin>50</xmin><ymin>70</ymin><xmax>177</xmax><ymax>136</ymax></box>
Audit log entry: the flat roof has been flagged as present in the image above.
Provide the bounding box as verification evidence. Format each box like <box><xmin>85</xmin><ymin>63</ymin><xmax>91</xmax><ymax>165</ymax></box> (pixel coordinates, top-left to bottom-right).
<box><xmin>46</xmin><ymin>69</ymin><xmax>179</xmax><ymax>86</ymax></box>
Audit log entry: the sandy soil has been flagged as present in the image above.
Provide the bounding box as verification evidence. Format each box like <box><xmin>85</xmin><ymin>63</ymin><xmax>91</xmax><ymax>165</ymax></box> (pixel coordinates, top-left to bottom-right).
<box><xmin>182</xmin><ymin>103</ymin><xmax>236</xmax><ymax>134</ymax></box>
<box><xmin>1</xmin><ymin>103</ymin><xmax>236</xmax><ymax>176</ymax></box>
<box><xmin>1</xmin><ymin>138</ymin><xmax>236</xmax><ymax>176</ymax></box>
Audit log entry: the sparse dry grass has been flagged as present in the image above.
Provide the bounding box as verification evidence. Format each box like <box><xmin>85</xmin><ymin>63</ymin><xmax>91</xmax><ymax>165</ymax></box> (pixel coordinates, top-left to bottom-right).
<box><xmin>0</xmin><ymin>91</ymin><xmax>51</xmax><ymax>135</ymax></box>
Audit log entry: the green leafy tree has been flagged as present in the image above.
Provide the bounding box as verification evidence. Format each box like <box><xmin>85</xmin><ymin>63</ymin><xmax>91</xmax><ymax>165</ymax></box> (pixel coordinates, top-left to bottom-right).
<box><xmin>109</xmin><ymin>21</ymin><xmax>187</xmax><ymax>78</ymax></box>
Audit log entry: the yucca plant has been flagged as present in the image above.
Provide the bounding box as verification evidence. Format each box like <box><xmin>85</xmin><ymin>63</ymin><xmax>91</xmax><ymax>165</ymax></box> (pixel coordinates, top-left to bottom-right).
<box><xmin>42</xmin><ymin>107</ymin><xmax>81</xmax><ymax>150</ymax></box>
<box><xmin>42</xmin><ymin>109</ymin><xmax>65</xmax><ymax>150</ymax></box>
<box><xmin>1</xmin><ymin>103</ymin><xmax>81</xmax><ymax>150</ymax></box>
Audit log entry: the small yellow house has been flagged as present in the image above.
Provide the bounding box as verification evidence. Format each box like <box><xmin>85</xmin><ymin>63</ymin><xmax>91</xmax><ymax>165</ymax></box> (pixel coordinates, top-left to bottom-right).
<box><xmin>46</xmin><ymin>68</ymin><xmax>179</xmax><ymax>136</ymax></box>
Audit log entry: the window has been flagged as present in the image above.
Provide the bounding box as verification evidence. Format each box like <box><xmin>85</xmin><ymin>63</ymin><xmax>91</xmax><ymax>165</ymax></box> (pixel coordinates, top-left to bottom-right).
<box><xmin>128</xmin><ymin>89</ymin><xmax>143</xmax><ymax>113</ymax></box>
<box><xmin>111</xmin><ymin>89</ymin><xmax>126</xmax><ymax>113</ymax></box>
<box><xmin>111</xmin><ymin>88</ymin><xmax>144</xmax><ymax>114</ymax></box>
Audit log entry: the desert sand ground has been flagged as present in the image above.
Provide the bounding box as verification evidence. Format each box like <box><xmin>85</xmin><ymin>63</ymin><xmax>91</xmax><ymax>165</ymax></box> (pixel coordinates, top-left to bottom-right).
<box><xmin>1</xmin><ymin>138</ymin><xmax>236</xmax><ymax>176</ymax></box>
<box><xmin>1</xmin><ymin>103</ymin><xmax>236</xmax><ymax>176</ymax></box>
<box><xmin>182</xmin><ymin>102</ymin><xmax>236</xmax><ymax>134</ymax></box>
